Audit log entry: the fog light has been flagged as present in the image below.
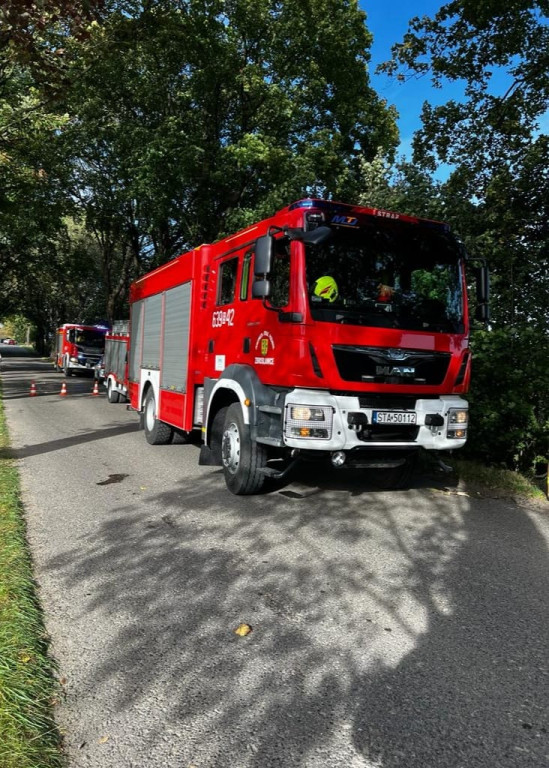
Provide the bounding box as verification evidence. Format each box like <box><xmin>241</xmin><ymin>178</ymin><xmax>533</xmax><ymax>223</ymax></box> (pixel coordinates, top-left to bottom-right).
<box><xmin>331</xmin><ymin>451</ymin><xmax>346</xmax><ymax>467</ymax></box>
<box><xmin>449</xmin><ymin>428</ymin><xmax>467</xmax><ymax>439</ymax></box>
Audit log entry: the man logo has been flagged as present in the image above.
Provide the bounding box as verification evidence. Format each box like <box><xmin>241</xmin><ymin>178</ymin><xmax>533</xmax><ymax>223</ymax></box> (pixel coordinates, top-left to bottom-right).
<box><xmin>376</xmin><ymin>365</ymin><xmax>416</xmax><ymax>377</ymax></box>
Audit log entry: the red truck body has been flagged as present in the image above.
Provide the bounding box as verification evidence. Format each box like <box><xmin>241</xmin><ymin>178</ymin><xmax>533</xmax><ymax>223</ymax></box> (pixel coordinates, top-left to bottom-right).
<box><xmin>103</xmin><ymin>326</ymin><xmax>129</xmax><ymax>403</ymax></box>
<box><xmin>128</xmin><ymin>198</ymin><xmax>483</xmax><ymax>494</ymax></box>
<box><xmin>54</xmin><ymin>323</ymin><xmax>109</xmax><ymax>376</ymax></box>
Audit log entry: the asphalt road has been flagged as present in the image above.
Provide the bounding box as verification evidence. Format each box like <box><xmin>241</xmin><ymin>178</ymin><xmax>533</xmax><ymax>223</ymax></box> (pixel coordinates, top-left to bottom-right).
<box><xmin>2</xmin><ymin>356</ymin><xmax>548</xmax><ymax>768</ymax></box>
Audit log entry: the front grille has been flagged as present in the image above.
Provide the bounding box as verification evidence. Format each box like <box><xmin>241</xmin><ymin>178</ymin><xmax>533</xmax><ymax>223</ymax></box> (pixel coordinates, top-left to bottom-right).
<box><xmin>82</xmin><ymin>353</ymin><xmax>101</xmax><ymax>363</ymax></box>
<box><xmin>333</xmin><ymin>345</ymin><xmax>450</xmax><ymax>385</ymax></box>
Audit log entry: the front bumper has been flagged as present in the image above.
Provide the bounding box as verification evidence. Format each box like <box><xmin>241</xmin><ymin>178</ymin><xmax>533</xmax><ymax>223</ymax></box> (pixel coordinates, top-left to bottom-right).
<box><xmin>281</xmin><ymin>389</ymin><xmax>468</xmax><ymax>452</ymax></box>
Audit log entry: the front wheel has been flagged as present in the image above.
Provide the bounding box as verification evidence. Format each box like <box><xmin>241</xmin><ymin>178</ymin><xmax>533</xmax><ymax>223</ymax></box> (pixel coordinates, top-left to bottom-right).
<box><xmin>107</xmin><ymin>379</ymin><xmax>120</xmax><ymax>404</ymax></box>
<box><xmin>221</xmin><ymin>403</ymin><xmax>267</xmax><ymax>495</ymax></box>
<box><xmin>143</xmin><ymin>389</ymin><xmax>173</xmax><ymax>445</ymax></box>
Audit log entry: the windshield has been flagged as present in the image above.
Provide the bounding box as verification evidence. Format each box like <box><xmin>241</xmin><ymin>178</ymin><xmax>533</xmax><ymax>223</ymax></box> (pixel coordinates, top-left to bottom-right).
<box><xmin>69</xmin><ymin>329</ymin><xmax>106</xmax><ymax>348</ymax></box>
<box><xmin>305</xmin><ymin>224</ymin><xmax>465</xmax><ymax>333</ymax></box>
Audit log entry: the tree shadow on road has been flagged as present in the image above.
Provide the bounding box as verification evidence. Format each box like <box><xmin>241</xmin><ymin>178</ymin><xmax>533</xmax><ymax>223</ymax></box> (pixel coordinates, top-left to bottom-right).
<box><xmin>41</xmin><ymin>460</ymin><xmax>549</xmax><ymax>767</ymax></box>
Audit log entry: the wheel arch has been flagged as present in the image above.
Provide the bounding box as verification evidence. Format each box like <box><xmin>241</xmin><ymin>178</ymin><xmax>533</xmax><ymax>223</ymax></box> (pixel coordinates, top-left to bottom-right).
<box><xmin>203</xmin><ymin>364</ymin><xmax>283</xmax><ymax>447</ymax></box>
<box><xmin>204</xmin><ymin>387</ymin><xmax>240</xmax><ymax>449</ymax></box>
<box><xmin>140</xmin><ymin>379</ymin><xmax>154</xmax><ymax>411</ymax></box>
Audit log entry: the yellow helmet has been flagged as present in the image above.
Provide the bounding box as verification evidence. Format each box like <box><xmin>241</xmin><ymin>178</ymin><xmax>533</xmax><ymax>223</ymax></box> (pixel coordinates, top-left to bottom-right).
<box><xmin>312</xmin><ymin>275</ymin><xmax>339</xmax><ymax>303</ymax></box>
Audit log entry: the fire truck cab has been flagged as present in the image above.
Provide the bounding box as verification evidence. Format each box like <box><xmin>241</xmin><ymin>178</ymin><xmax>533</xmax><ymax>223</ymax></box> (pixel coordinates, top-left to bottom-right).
<box><xmin>128</xmin><ymin>199</ymin><xmax>489</xmax><ymax>494</ymax></box>
<box><xmin>54</xmin><ymin>323</ymin><xmax>109</xmax><ymax>377</ymax></box>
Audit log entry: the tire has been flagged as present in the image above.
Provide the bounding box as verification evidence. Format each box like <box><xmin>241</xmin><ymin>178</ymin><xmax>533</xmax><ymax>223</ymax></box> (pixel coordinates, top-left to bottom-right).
<box><xmin>221</xmin><ymin>402</ymin><xmax>267</xmax><ymax>495</ymax></box>
<box><xmin>107</xmin><ymin>379</ymin><xmax>120</xmax><ymax>404</ymax></box>
<box><xmin>172</xmin><ymin>429</ymin><xmax>191</xmax><ymax>444</ymax></box>
<box><xmin>366</xmin><ymin>453</ymin><xmax>418</xmax><ymax>490</ymax></box>
<box><xmin>63</xmin><ymin>359</ymin><xmax>74</xmax><ymax>377</ymax></box>
<box><xmin>210</xmin><ymin>406</ymin><xmax>228</xmax><ymax>465</ymax></box>
<box><xmin>143</xmin><ymin>389</ymin><xmax>173</xmax><ymax>445</ymax></box>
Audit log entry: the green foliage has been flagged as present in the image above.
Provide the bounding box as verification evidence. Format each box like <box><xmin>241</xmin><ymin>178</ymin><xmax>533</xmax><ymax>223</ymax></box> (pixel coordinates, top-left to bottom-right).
<box><xmin>0</xmin><ymin>315</ymin><xmax>32</xmax><ymax>345</ymax></box>
<box><xmin>62</xmin><ymin>0</ymin><xmax>397</xmax><ymax>254</ymax></box>
<box><xmin>464</xmin><ymin>326</ymin><xmax>549</xmax><ymax>475</ymax></box>
<box><xmin>380</xmin><ymin>1</ymin><xmax>549</xmax><ymax>189</ymax></box>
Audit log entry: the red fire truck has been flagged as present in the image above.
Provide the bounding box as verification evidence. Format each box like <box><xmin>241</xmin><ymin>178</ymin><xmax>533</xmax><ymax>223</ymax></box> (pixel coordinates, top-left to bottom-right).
<box><xmin>54</xmin><ymin>323</ymin><xmax>109</xmax><ymax>377</ymax></box>
<box><xmin>103</xmin><ymin>323</ymin><xmax>129</xmax><ymax>403</ymax></box>
<box><xmin>128</xmin><ymin>198</ymin><xmax>488</xmax><ymax>494</ymax></box>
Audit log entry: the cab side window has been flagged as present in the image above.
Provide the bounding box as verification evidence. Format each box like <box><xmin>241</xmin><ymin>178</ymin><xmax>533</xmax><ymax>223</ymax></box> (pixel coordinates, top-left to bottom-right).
<box><xmin>240</xmin><ymin>251</ymin><xmax>252</xmax><ymax>300</ymax></box>
<box><xmin>217</xmin><ymin>257</ymin><xmax>239</xmax><ymax>305</ymax></box>
<box><xmin>266</xmin><ymin>239</ymin><xmax>290</xmax><ymax>308</ymax></box>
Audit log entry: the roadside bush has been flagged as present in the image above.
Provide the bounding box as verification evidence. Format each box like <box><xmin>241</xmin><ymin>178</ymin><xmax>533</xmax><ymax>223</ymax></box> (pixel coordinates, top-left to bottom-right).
<box><xmin>463</xmin><ymin>325</ymin><xmax>549</xmax><ymax>475</ymax></box>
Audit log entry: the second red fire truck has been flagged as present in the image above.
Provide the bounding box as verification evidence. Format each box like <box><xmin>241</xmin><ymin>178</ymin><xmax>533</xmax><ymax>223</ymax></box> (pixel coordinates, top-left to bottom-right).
<box><xmin>54</xmin><ymin>323</ymin><xmax>109</xmax><ymax>377</ymax></box>
<box><xmin>127</xmin><ymin>198</ymin><xmax>488</xmax><ymax>494</ymax></box>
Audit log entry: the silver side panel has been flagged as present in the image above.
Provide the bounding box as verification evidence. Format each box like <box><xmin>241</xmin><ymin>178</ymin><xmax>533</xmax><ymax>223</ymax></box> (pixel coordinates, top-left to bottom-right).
<box><xmin>161</xmin><ymin>282</ymin><xmax>191</xmax><ymax>393</ymax></box>
<box><xmin>142</xmin><ymin>293</ymin><xmax>162</xmax><ymax>370</ymax></box>
<box><xmin>129</xmin><ymin>300</ymin><xmax>144</xmax><ymax>382</ymax></box>
<box><xmin>105</xmin><ymin>338</ymin><xmax>127</xmax><ymax>380</ymax></box>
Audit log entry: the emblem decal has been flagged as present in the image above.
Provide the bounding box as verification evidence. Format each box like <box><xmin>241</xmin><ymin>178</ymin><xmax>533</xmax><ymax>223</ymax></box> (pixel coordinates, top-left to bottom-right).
<box><xmin>255</xmin><ymin>331</ymin><xmax>275</xmax><ymax>366</ymax></box>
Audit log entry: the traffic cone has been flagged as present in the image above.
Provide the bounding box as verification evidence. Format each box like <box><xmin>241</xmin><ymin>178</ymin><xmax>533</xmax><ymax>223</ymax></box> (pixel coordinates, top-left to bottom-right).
<box><xmin>29</xmin><ymin>381</ymin><xmax>37</xmax><ymax>397</ymax></box>
<box><xmin>91</xmin><ymin>380</ymin><xmax>99</xmax><ymax>396</ymax></box>
<box><xmin>59</xmin><ymin>381</ymin><xmax>67</xmax><ymax>397</ymax></box>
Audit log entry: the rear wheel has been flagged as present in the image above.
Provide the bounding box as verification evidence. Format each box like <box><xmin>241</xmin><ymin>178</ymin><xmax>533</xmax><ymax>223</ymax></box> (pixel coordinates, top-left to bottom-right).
<box><xmin>221</xmin><ymin>403</ymin><xmax>267</xmax><ymax>495</ymax></box>
<box><xmin>107</xmin><ymin>379</ymin><xmax>120</xmax><ymax>404</ymax></box>
<box><xmin>143</xmin><ymin>389</ymin><xmax>173</xmax><ymax>445</ymax></box>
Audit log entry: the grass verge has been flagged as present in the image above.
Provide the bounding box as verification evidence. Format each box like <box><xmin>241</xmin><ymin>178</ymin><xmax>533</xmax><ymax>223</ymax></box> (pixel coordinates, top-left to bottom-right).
<box><xmin>0</xmin><ymin>392</ymin><xmax>64</xmax><ymax>767</ymax></box>
<box><xmin>448</xmin><ymin>457</ymin><xmax>547</xmax><ymax>502</ymax></box>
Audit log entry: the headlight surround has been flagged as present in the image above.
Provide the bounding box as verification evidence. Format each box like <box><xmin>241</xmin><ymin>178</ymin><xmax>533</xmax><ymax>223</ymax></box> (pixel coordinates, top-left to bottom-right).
<box><xmin>285</xmin><ymin>404</ymin><xmax>333</xmax><ymax>439</ymax></box>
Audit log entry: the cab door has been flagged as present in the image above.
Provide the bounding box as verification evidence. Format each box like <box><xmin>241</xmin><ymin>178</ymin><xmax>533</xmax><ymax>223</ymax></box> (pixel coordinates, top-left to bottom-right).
<box><xmin>206</xmin><ymin>249</ymin><xmax>250</xmax><ymax>378</ymax></box>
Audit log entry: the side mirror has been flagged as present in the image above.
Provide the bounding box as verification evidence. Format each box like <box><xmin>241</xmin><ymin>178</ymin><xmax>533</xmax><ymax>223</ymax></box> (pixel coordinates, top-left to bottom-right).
<box><xmin>254</xmin><ymin>234</ymin><xmax>274</xmax><ymax>277</ymax></box>
<box><xmin>252</xmin><ymin>279</ymin><xmax>271</xmax><ymax>299</ymax></box>
<box><xmin>286</xmin><ymin>226</ymin><xmax>332</xmax><ymax>246</ymax></box>
<box><xmin>301</xmin><ymin>226</ymin><xmax>332</xmax><ymax>246</ymax></box>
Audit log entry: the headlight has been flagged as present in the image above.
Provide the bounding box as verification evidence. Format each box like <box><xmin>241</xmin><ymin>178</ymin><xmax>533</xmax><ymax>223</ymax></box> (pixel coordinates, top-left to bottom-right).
<box><xmin>447</xmin><ymin>408</ymin><xmax>468</xmax><ymax>439</ymax></box>
<box><xmin>285</xmin><ymin>404</ymin><xmax>333</xmax><ymax>439</ymax></box>
<box><xmin>290</xmin><ymin>406</ymin><xmax>326</xmax><ymax>421</ymax></box>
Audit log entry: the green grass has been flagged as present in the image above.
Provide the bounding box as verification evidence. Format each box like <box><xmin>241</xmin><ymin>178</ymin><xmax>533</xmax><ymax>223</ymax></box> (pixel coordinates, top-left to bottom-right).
<box><xmin>448</xmin><ymin>457</ymin><xmax>547</xmax><ymax>501</ymax></box>
<box><xmin>0</xmin><ymin>396</ymin><xmax>65</xmax><ymax>768</ymax></box>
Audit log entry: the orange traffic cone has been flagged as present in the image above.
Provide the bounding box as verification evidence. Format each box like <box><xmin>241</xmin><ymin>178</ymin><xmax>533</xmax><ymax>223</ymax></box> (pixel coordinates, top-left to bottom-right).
<box><xmin>59</xmin><ymin>381</ymin><xmax>67</xmax><ymax>397</ymax></box>
<box><xmin>91</xmin><ymin>380</ymin><xmax>99</xmax><ymax>396</ymax></box>
<box><xmin>29</xmin><ymin>381</ymin><xmax>37</xmax><ymax>397</ymax></box>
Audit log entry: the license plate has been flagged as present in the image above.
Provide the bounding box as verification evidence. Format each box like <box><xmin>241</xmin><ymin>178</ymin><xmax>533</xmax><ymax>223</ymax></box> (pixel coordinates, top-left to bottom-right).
<box><xmin>372</xmin><ymin>411</ymin><xmax>417</xmax><ymax>425</ymax></box>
